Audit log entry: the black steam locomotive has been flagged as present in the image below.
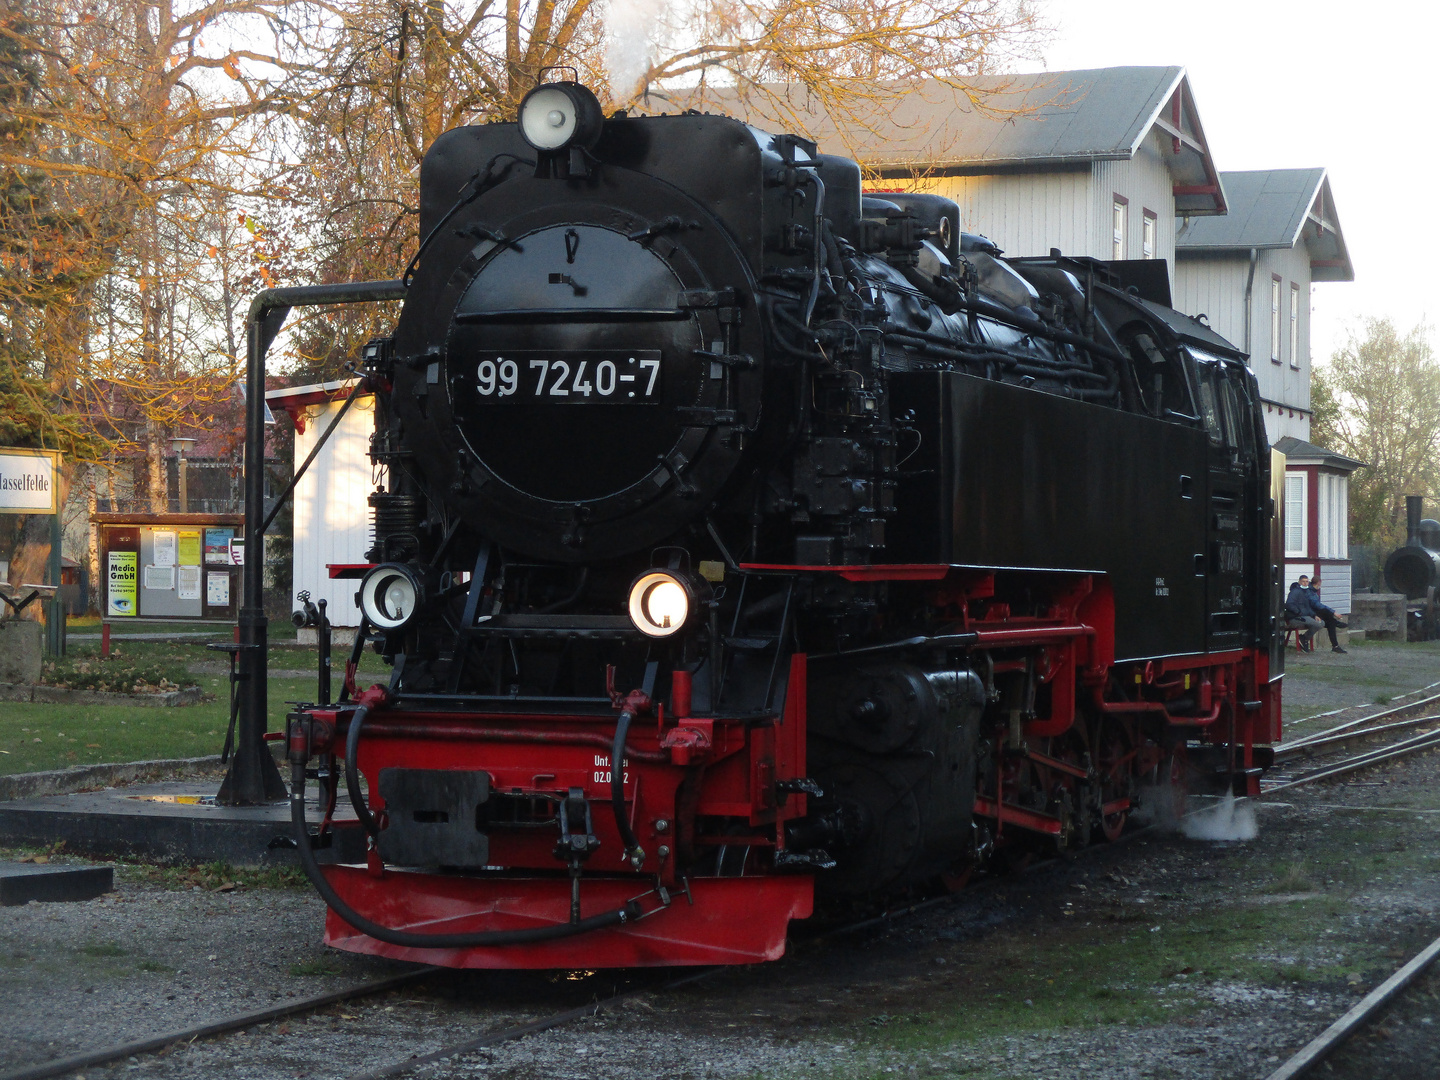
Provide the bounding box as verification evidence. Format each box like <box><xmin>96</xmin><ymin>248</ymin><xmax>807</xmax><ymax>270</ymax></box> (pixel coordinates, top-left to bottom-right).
<box><xmin>284</xmin><ymin>79</ymin><xmax>1282</xmax><ymax>968</ymax></box>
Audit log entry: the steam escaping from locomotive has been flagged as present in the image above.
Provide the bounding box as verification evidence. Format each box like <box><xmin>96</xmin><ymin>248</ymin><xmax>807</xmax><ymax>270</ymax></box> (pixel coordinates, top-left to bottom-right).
<box><xmin>1180</xmin><ymin>794</ymin><xmax>1258</xmax><ymax>843</ymax></box>
<box><xmin>605</xmin><ymin>0</ymin><xmax>668</xmax><ymax>97</ymax></box>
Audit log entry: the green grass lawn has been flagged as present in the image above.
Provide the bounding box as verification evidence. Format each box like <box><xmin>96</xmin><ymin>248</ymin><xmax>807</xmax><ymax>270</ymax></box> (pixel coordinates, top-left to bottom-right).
<box><xmin>0</xmin><ymin>633</ymin><xmax>386</xmax><ymax>775</ymax></box>
<box><xmin>66</xmin><ymin>614</ymin><xmax>297</xmax><ymax>640</ymax></box>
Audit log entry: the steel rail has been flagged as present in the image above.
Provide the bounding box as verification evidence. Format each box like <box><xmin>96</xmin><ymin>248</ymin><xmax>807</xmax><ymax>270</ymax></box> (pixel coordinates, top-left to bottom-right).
<box><xmin>1265</xmin><ymin>729</ymin><xmax>1440</xmax><ymax>792</ymax></box>
<box><xmin>1273</xmin><ymin>713</ymin><xmax>1440</xmax><ymax>764</ymax></box>
<box><xmin>346</xmin><ymin>969</ymin><xmax>716</xmax><ymax>1080</ymax></box>
<box><xmin>1279</xmin><ymin>692</ymin><xmax>1440</xmax><ymax>753</ymax></box>
<box><xmin>1262</xmin><ymin>931</ymin><xmax>1440</xmax><ymax>1080</ymax></box>
<box><xmin>0</xmin><ymin>967</ymin><xmax>439</xmax><ymax>1080</ymax></box>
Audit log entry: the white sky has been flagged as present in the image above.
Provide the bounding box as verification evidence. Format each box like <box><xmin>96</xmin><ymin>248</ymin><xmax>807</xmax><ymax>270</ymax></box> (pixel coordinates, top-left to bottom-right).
<box><xmin>1025</xmin><ymin>0</ymin><xmax>1439</xmax><ymax>366</ymax></box>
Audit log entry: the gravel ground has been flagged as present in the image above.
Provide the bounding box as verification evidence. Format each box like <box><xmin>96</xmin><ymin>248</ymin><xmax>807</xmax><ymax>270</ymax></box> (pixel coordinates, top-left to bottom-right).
<box><xmin>1280</xmin><ymin>639</ymin><xmax>1440</xmax><ymax>725</ymax></box>
<box><xmin>4</xmin><ymin>649</ymin><xmax>1440</xmax><ymax>1080</ymax></box>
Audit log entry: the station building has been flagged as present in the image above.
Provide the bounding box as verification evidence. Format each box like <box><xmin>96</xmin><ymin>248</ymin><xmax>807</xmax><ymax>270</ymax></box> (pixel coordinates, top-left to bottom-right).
<box><xmin>1173</xmin><ymin>168</ymin><xmax>1354</xmax><ymax>445</ymax></box>
<box><xmin>265</xmin><ymin>380</ymin><xmax>377</xmax><ymax>631</ymax></box>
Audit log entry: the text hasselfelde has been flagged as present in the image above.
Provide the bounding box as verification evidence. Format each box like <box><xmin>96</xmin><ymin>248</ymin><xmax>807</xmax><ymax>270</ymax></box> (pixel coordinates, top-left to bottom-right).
<box><xmin>0</xmin><ymin>472</ymin><xmax>50</xmax><ymax>491</ymax></box>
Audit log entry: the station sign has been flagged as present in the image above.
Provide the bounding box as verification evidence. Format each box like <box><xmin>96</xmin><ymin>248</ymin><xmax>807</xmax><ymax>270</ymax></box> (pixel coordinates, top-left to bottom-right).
<box><xmin>0</xmin><ymin>448</ymin><xmax>60</xmax><ymax>514</ymax></box>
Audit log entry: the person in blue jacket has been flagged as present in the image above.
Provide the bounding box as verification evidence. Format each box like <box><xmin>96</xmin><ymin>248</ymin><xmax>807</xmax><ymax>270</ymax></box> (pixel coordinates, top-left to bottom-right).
<box><xmin>1284</xmin><ymin>574</ymin><xmax>1348</xmax><ymax>653</ymax></box>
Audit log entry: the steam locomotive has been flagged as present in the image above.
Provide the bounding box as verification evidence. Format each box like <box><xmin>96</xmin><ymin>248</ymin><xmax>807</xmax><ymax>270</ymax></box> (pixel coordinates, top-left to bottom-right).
<box><xmin>283</xmin><ymin>79</ymin><xmax>1284</xmax><ymax>969</ymax></box>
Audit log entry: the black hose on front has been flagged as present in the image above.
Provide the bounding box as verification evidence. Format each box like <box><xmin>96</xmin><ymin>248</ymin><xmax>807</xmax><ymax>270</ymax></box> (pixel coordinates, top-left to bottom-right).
<box><xmin>290</xmin><ymin>763</ymin><xmax>640</xmax><ymax>949</ymax></box>
<box><xmin>344</xmin><ymin>705</ymin><xmax>379</xmax><ymax>837</ymax></box>
<box><xmin>611</xmin><ymin>707</ymin><xmax>645</xmax><ymax>869</ymax></box>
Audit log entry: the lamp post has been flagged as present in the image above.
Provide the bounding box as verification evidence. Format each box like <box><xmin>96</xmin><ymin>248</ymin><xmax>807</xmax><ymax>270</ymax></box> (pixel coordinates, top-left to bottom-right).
<box><xmin>170</xmin><ymin>437</ymin><xmax>197</xmax><ymax>513</ymax></box>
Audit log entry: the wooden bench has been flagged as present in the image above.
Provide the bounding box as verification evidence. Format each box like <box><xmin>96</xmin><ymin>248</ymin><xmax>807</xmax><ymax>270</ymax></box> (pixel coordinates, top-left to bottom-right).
<box><xmin>1281</xmin><ymin>623</ymin><xmax>1310</xmax><ymax>652</ymax></box>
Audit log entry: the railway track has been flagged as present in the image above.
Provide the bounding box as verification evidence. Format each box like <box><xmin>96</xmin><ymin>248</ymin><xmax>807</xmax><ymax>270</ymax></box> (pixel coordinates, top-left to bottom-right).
<box><xmin>1276</xmin><ymin>690</ymin><xmax>1440</xmax><ymax>759</ymax></box>
<box><xmin>1262</xmin><ymin>931</ymin><xmax>1440</xmax><ymax>1080</ymax></box>
<box><xmin>0</xmin><ymin>968</ymin><xmax>440</xmax><ymax>1080</ymax></box>
<box><xmin>1262</xmin><ymin>690</ymin><xmax>1440</xmax><ymax>792</ymax></box>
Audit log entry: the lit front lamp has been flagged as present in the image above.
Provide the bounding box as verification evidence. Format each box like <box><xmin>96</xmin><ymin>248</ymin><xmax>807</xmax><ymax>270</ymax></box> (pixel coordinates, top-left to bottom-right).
<box><xmin>517</xmin><ymin>81</ymin><xmax>604</xmax><ymax>154</ymax></box>
<box><xmin>358</xmin><ymin>563</ymin><xmax>424</xmax><ymax>632</ymax></box>
<box><xmin>627</xmin><ymin>570</ymin><xmax>699</xmax><ymax>638</ymax></box>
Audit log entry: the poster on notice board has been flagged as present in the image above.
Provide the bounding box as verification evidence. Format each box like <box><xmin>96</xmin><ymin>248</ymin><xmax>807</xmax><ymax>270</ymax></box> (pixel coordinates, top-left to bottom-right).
<box><xmin>177</xmin><ymin>565</ymin><xmax>201</xmax><ymax>600</ymax></box>
<box><xmin>107</xmin><ymin>551</ymin><xmax>137</xmax><ymax>616</ymax></box>
<box><xmin>204</xmin><ymin>527</ymin><xmax>234</xmax><ymax>565</ymax></box>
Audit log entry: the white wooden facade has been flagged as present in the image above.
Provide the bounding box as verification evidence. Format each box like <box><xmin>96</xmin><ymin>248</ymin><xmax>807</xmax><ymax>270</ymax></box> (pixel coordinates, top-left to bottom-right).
<box><xmin>914</xmin><ymin>126</ymin><xmax>1187</xmax><ymax>282</ymax></box>
<box><xmin>1174</xmin><ymin>169</ymin><xmax>1351</xmax><ymax>445</ymax></box>
<box><xmin>267</xmin><ymin>381</ymin><xmax>380</xmax><ymax>627</ymax></box>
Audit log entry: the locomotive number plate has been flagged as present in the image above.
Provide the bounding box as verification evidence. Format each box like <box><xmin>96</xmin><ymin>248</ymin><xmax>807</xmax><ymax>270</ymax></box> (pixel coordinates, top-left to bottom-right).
<box><xmin>466</xmin><ymin>350</ymin><xmax>661</xmax><ymax>404</ymax></box>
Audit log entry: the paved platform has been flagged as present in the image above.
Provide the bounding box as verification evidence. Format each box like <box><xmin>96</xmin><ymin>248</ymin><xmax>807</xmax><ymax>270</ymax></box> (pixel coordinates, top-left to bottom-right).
<box><xmin>0</xmin><ymin>782</ymin><xmax>364</xmax><ymax>866</ymax></box>
<box><xmin>0</xmin><ymin>861</ymin><xmax>113</xmax><ymax>905</ymax></box>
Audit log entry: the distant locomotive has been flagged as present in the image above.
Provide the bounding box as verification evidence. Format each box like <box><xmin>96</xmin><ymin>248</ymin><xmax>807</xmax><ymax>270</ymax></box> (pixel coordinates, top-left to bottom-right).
<box><xmin>283</xmin><ymin>79</ymin><xmax>1283</xmax><ymax>968</ymax></box>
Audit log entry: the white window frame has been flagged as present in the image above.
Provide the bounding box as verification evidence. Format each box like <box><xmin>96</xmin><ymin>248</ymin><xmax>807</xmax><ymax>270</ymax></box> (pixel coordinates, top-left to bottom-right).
<box><xmin>1318</xmin><ymin>474</ymin><xmax>1332</xmax><ymax>559</ymax></box>
<box><xmin>1142</xmin><ymin>210</ymin><xmax>1157</xmax><ymax>260</ymax></box>
<box><xmin>1289</xmin><ymin>283</ymin><xmax>1301</xmax><ymax>369</ymax></box>
<box><xmin>1112</xmin><ymin>196</ymin><xmax>1128</xmax><ymax>260</ymax></box>
<box><xmin>1270</xmin><ymin>277</ymin><xmax>1282</xmax><ymax>363</ymax></box>
<box><xmin>1318</xmin><ymin>473</ymin><xmax>1350</xmax><ymax>560</ymax></box>
<box><xmin>1284</xmin><ymin>472</ymin><xmax>1307</xmax><ymax>557</ymax></box>
<box><xmin>1339</xmin><ymin>478</ymin><xmax>1348</xmax><ymax>559</ymax></box>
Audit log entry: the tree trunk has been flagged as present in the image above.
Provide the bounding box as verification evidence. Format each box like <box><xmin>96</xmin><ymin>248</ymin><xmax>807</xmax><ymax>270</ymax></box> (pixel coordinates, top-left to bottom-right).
<box><xmin>6</xmin><ymin>514</ymin><xmax>52</xmax><ymax>624</ymax></box>
<box><xmin>84</xmin><ymin>465</ymin><xmax>100</xmax><ymax>615</ymax></box>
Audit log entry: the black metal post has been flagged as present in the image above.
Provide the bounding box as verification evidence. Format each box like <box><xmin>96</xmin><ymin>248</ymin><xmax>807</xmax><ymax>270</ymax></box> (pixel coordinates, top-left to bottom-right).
<box><xmin>318</xmin><ymin>599</ymin><xmax>331</xmax><ymax>706</ymax></box>
<box><xmin>217</xmin><ymin>280</ymin><xmax>406</xmax><ymax>806</ymax></box>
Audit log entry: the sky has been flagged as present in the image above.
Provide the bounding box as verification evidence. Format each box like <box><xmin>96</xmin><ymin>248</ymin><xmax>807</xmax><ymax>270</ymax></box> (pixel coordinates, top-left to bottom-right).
<box><xmin>1024</xmin><ymin>0</ymin><xmax>1439</xmax><ymax>367</ymax></box>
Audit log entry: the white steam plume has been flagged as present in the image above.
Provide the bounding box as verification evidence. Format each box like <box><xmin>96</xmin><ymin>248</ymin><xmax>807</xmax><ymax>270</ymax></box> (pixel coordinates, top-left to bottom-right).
<box><xmin>606</xmin><ymin>0</ymin><xmax>668</xmax><ymax>100</ymax></box>
<box><xmin>1181</xmin><ymin>792</ymin><xmax>1258</xmax><ymax>842</ymax></box>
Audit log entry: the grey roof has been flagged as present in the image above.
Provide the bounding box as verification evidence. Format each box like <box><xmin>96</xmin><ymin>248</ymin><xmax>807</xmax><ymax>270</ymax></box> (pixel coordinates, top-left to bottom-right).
<box><xmin>1176</xmin><ymin>169</ymin><xmax>1353</xmax><ymax>281</ymax></box>
<box><xmin>663</xmin><ymin>67</ymin><xmax>1225</xmax><ymax>212</ymax></box>
<box><xmin>1274</xmin><ymin>435</ymin><xmax>1366</xmax><ymax>472</ymax></box>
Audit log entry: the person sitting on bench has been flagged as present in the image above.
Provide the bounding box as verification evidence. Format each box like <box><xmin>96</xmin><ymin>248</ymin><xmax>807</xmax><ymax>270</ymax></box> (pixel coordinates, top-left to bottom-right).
<box><xmin>1284</xmin><ymin>575</ymin><xmax>1348</xmax><ymax>653</ymax></box>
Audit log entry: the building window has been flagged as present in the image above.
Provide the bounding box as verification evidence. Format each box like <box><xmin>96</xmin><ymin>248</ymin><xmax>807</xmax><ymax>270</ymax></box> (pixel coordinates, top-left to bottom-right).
<box><xmin>1339</xmin><ymin>477</ymin><xmax>1348</xmax><ymax>559</ymax></box>
<box><xmin>1289</xmin><ymin>283</ymin><xmax>1301</xmax><ymax>369</ymax></box>
<box><xmin>1270</xmin><ymin>277</ymin><xmax>1282</xmax><ymax>363</ymax></box>
<box><xmin>1142</xmin><ymin>210</ymin><xmax>1157</xmax><ymax>259</ymax></box>
<box><xmin>1284</xmin><ymin>472</ymin><xmax>1307</xmax><ymax>557</ymax></box>
<box><xmin>1112</xmin><ymin>196</ymin><xmax>1128</xmax><ymax>260</ymax></box>
<box><xmin>1317</xmin><ymin>473</ymin><xmax>1351</xmax><ymax>560</ymax></box>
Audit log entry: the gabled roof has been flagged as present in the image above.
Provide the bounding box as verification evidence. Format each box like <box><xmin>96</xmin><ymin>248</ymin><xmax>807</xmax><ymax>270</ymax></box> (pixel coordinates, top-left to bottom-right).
<box><xmin>1176</xmin><ymin>169</ymin><xmax>1353</xmax><ymax>282</ymax></box>
<box><xmin>1275</xmin><ymin>435</ymin><xmax>1365</xmax><ymax>473</ymax></box>
<box><xmin>664</xmin><ymin>67</ymin><xmax>1226</xmax><ymax>212</ymax></box>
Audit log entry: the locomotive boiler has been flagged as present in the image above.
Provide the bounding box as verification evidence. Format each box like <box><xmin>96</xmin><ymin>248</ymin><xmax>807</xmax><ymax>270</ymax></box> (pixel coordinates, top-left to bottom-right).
<box><xmin>280</xmin><ymin>79</ymin><xmax>1283</xmax><ymax>968</ymax></box>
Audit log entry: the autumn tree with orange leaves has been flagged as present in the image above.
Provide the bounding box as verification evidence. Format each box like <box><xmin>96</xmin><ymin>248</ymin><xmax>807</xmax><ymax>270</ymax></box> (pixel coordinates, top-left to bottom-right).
<box><xmin>2</xmin><ymin>0</ymin><xmax>322</xmax><ymax>502</ymax></box>
<box><xmin>282</xmin><ymin>0</ymin><xmax>1043</xmax><ymax>378</ymax></box>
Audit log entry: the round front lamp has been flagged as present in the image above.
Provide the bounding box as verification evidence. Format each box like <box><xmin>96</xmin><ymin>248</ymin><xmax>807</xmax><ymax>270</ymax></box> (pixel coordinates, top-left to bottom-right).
<box><xmin>358</xmin><ymin>563</ymin><xmax>423</xmax><ymax>632</ymax></box>
<box><xmin>518</xmin><ymin>82</ymin><xmax>604</xmax><ymax>154</ymax></box>
<box><xmin>627</xmin><ymin>570</ymin><xmax>696</xmax><ymax>638</ymax></box>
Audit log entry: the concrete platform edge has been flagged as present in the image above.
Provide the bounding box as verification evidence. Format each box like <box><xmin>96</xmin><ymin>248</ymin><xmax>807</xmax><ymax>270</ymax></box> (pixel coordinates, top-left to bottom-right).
<box><xmin>0</xmin><ymin>756</ymin><xmax>224</xmax><ymax>801</ymax></box>
<box><xmin>0</xmin><ymin>805</ymin><xmax>350</xmax><ymax>866</ymax></box>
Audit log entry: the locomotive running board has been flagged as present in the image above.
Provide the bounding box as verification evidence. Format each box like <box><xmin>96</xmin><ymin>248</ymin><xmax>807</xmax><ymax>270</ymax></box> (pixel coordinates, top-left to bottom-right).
<box><xmin>321</xmin><ymin>867</ymin><xmax>814</xmax><ymax>969</ymax></box>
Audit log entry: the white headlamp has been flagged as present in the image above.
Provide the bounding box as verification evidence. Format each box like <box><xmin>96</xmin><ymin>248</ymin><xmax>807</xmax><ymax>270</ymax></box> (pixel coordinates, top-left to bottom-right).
<box><xmin>627</xmin><ymin>570</ymin><xmax>698</xmax><ymax>638</ymax></box>
<box><xmin>358</xmin><ymin>563</ymin><xmax>423</xmax><ymax>632</ymax></box>
<box><xmin>518</xmin><ymin>82</ymin><xmax>604</xmax><ymax>154</ymax></box>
